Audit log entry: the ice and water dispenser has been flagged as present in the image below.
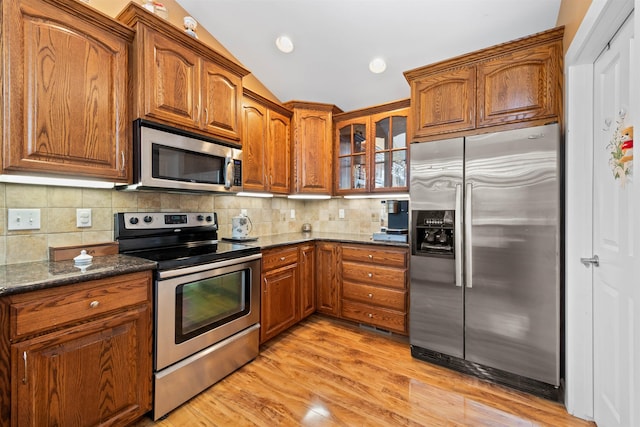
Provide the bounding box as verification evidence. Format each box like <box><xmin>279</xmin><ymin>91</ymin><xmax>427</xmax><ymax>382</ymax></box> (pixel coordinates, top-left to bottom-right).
<box><xmin>412</xmin><ymin>210</ymin><xmax>455</xmax><ymax>257</ymax></box>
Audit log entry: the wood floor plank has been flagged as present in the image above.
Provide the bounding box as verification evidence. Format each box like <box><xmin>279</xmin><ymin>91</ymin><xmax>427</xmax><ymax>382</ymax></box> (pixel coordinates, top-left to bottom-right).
<box><xmin>133</xmin><ymin>315</ymin><xmax>594</xmax><ymax>427</ymax></box>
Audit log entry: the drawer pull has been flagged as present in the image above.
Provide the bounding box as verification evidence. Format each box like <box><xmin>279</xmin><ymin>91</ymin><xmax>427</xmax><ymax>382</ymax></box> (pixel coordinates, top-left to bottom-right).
<box><xmin>368</xmin><ymin>273</ymin><xmax>373</xmax><ymax>278</ymax></box>
<box><xmin>368</xmin><ymin>293</ymin><xmax>373</xmax><ymax>298</ymax></box>
<box><xmin>89</xmin><ymin>300</ymin><xmax>100</xmax><ymax>309</ymax></box>
<box><xmin>368</xmin><ymin>313</ymin><xmax>373</xmax><ymax>318</ymax></box>
<box><xmin>23</xmin><ymin>352</ymin><xmax>27</xmax><ymax>384</ymax></box>
<box><xmin>280</xmin><ymin>257</ymin><xmax>286</xmax><ymax>261</ymax></box>
<box><xmin>368</xmin><ymin>254</ymin><xmax>373</xmax><ymax>259</ymax></box>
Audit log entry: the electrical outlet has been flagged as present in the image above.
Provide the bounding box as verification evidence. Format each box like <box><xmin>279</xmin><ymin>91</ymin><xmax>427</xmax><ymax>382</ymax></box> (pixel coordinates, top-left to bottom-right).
<box><xmin>339</xmin><ymin>209</ymin><xmax>345</xmax><ymax>219</ymax></box>
<box><xmin>8</xmin><ymin>209</ymin><xmax>41</xmax><ymax>230</ymax></box>
<box><xmin>76</xmin><ymin>208</ymin><xmax>92</xmax><ymax>228</ymax></box>
<box><xmin>240</xmin><ymin>209</ymin><xmax>248</xmax><ymax>216</ymax></box>
<box><xmin>290</xmin><ymin>209</ymin><xmax>295</xmax><ymax>219</ymax></box>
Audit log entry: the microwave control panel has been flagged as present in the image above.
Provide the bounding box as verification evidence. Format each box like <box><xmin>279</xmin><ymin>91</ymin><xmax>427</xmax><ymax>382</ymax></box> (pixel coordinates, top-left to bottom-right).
<box><xmin>232</xmin><ymin>159</ymin><xmax>242</xmax><ymax>187</ymax></box>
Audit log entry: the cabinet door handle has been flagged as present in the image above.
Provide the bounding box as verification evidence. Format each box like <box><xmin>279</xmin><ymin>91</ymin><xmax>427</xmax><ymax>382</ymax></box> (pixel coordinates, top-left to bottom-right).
<box><xmin>280</xmin><ymin>257</ymin><xmax>286</xmax><ymax>261</ymax></box>
<box><xmin>368</xmin><ymin>272</ymin><xmax>373</xmax><ymax>278</ymax></box>
<box><xmin>368</xmin><ymin>254</ymin><xmax>373</xmax><ymax>259</ymax></box>
<box><xmin>368</xmin><ymin>293</ymin><xmax>373</xmax><ymax>298</ymax></box>
<box><xmin>121</xmin><ymin>151</ymin><xmax>126</xmax><ymax>171</ymax></box>
<box><xmin>89</xmin><ymin>300</ymin><xmax>100</xmax><ymax>308</ymax></box>
<box><xmin>263</xmin><ymin>277</ymin><xmax>268</xmax><ymax>292</ymax></box>
<box><xmin>368</xmin><ymin>313</ymin><xmax>373</xmax><ymax>318</ymax></box>
<box><xmin>22</xmin><ymin>351</ymin><xmax>27</xmax><ymax>384</ymax></box>
<box><xmin>205</xmin><ymin>108</ymin><xmax>209</xmax><ymax>125</ymax></box>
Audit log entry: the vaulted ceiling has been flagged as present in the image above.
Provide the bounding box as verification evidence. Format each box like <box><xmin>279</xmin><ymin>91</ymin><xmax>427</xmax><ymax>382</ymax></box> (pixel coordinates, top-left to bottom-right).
<box><xmin>176</xmin><ymin>0</ymin><xmax>562</xmax><ymax>112</ymax></box>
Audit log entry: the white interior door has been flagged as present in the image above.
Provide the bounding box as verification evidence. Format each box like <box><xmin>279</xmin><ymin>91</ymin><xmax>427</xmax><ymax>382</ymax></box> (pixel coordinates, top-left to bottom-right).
<box><xmin>592</xmin><ymin>13</ymin><xmax>636</xmax><ymax>427</ymax></box>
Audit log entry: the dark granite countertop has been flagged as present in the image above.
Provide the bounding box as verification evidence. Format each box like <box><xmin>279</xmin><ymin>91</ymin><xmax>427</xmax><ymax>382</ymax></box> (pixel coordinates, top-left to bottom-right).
<box><xmin>0</xmin><ymin>254</ymin><xmax>157</xmax><ymax>297</ymax></box>
<box><xmin>229</xmin><ymin>232</ymin><xmax>409</xmax><ymax>250</ymax></box>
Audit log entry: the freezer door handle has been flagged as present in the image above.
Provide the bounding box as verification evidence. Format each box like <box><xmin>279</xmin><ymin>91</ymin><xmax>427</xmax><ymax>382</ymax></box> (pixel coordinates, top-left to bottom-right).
<box><xmin>455</xmin><ymin>184</ymin><xmax>463</xmax><ymax>287</ymax></box>
<box><xmin>464</xmin><ymin>183</ymin><xmax>473</xmax><ymax>288</ymax></box>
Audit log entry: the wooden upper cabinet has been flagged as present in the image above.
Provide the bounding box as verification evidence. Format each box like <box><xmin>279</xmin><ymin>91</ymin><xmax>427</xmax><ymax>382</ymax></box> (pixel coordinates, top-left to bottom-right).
<box><xmin>118</xmin><ymin>3</ymin><xmax>249</xmax><ymax>145</ymax></box>
<box><xmin>242</xmin><ymin>98</ymin><xmax>268</xmax><ymax>191</ymax></box>
<box><xmin>141</xmin><ymin>28</ymin><xmax>199</xmax><ymax>127</ymax></box>
<box><xmin>404</xmin><ymin>27</ymin><xmax>564</xmax><ymax>141</ymax></box>
<box><xmin>267</xmin><ymin>109</ymin><xmax>291</xmax><ymax>194</ymax></box>
<box><xmin>411</xmin><ymin>67</ymin><xmax>475</xmax><ymax>138</ymax></box>
<box><xmin>477</xmin><ymin>42</ymin><xmax>561</xmax><ymax>127</ymax></box>
<box><xmin>201</xmin><ymin>60</ymin><xmax>243</xmax><ymax>139</ymax></box>
<box><xmin>242</xmin><ymin>90</ymin><xmax>291</xmax><ymax>194</ymax></box>
<box><xmin>334</xmin><ymin>100</ymin><xmax>409</xmax><ymax>195</ymax></box>
<box><xmin>2</xmin><ymin>0</ymin><xmax>134</xmax><ymax>181</ymax></box>
<box><xmin>285</xmin><ymin>101</ymin><xmax>341</xmax><ymax>195</ymax></box>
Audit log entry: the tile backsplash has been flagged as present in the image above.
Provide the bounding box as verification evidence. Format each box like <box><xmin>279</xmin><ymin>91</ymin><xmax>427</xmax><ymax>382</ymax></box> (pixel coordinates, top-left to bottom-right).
<box><xmin>0</xmin><ymin>183</ymin><xmax>387</xmax><ymax>265</ymax></box>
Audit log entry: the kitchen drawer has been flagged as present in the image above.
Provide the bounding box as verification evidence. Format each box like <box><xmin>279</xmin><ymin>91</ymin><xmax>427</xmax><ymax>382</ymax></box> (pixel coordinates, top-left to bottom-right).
<box><xmin>342</xmin><ymin>261</ymin><xmax>406</xmax><ymax>289</ymax></box>
<box><xmin>9</xmin><ymin>271</ymin><xmax>151</xmax><ymax>340</ymax></box>
<box><xmin>262</xmin><ymin>246</ymin><xmax>299</xmax><ymax>271</ymax></box>
<box><xmin>341</xmin><ymin>300</ymin><xmax>406</xmax><ymax>334</ymax></box>
<box><xmin>342</xmin><ymin>281</ymin><xmax>406</xmax><ymax>311</ymax></box>
<box><xmin>342</xmin><ymin>245</ymin><xmax>407</xmax><ymax>268</ymax></box>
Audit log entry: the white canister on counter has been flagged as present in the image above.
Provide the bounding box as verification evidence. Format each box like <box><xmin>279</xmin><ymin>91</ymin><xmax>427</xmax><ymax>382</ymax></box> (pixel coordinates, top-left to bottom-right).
<box><xmin>231</xmin><ymin>214</ymin><xmax>252</xmax><ymax>239</ymax></box>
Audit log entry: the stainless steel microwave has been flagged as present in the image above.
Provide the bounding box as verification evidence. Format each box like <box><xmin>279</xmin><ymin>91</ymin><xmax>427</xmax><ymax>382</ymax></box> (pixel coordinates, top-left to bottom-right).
<box><xmin>120</xmin><ymin>120</ymin><xmax>242</xmax><ymax>193</ymax></box>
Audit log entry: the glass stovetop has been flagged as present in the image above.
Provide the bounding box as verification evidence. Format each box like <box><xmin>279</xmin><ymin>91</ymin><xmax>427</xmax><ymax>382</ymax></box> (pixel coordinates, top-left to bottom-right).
<box><xmin>125</xmin><ymin>241</ymin><xmax>260</xmax><ymax>271</ymax></box>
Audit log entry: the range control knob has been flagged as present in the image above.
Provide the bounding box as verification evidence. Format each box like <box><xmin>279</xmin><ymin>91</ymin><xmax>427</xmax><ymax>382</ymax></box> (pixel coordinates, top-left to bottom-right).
<box><xmin>206</xmin><ymin>215</ymin><xmax>213</xmax><ymax>222</ymax></box>
<box><xmin>143</xmin><ymin>215</ymin><xmax>153</xmax><ymax>223</ymax></box>
<box><xmin>129</xmin><ymin>217</ymin><xmax>139</xmax><ymax>225</ymax></box>
<box><xmin>197</xmin><ymin>215</ymin><xmax>205</xmax><ymax>221</ymax></box>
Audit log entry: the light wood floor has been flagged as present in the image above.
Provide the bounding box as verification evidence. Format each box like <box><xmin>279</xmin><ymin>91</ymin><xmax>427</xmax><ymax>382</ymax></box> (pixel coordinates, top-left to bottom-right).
<box><xmin>133</xmin><ymin>315</ymin><xmax>594</xmax><ymax>426</ymax></box>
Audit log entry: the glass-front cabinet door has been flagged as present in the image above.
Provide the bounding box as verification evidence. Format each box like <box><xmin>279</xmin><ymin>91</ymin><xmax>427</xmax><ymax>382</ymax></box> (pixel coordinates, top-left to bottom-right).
<box><xmin>334</xmin><ymin>105</ymin><xmax>409</xmax><ymax>195</ymax></box>
<box><xmin>373</xmin><ymin>111</ymin><xmax>408</xmax><ymax>191</ymax></box>
<box><xmin>337</xmin><ymin>119</ymin><xmax>368</xmax><ymax>192</ymax></box>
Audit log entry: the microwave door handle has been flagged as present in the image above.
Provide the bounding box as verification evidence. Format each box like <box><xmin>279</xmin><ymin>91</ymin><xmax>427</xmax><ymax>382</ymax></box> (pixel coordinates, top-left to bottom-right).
<box><xmin>224</xmin><ymin>157</ymin><xmax>233</xmax><ymax>189</ymax></box>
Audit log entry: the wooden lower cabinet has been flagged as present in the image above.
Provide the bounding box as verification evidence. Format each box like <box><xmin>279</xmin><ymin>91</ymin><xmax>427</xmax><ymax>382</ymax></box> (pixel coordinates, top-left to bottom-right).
<box><xmin>260</xmin><ymin>244</ymin><xmax>317</xmax><ymax>343</ymax></box>
<box><xmin>260</xmin><ymin>241</ymin><xmax>408</xmax><ymax>342</ymax></box>
<box><xmin>315</xmin><ymin>242</ymin><xmax>341</xmax><ymax>316</ymax></box>
<box><xmin>340</xmin><ymin>244</ymin><xmax>409</xmax><ymax>334</ymax></box>
<box><xmin>261</xmin><ymin>261</ymin><xmax>298</xmax><ymax>343</ymax></box>
<box><xmin>0</xmin><ymin>270</ymin><xmax>153</xmax><ymax>427</ymax></box>
<box><xmin>299</xmin><ymin>244</ymin><xmax>316</xmax><ymax>319</ymax></box>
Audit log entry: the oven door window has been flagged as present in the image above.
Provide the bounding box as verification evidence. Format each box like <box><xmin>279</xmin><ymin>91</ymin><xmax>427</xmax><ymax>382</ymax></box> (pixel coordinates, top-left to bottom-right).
<box><xmin>175</xmin><ymin>269</ymin><xmax>249</xmax><ymax>343</ymax></box>
<box><xmin>153</xmin><ymin>143</ymin><xmax>225</xmax><ymax>184</ymax></box>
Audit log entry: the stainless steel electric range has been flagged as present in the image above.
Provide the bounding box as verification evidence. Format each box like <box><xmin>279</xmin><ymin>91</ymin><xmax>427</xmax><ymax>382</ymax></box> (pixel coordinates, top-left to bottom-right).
<box><xmin>115</xmin><ymin>212</ymin><xmax>262</xmax><ymax>420</ymax></box>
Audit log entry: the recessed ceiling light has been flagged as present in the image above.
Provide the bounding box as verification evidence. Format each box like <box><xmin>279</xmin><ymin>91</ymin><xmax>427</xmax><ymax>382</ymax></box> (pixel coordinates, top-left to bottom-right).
<box><xmin>369</xmin><ymin>57</ymin><xmax>387</xmax><ymax>74</ymax></box>
<box><xmin>275</xmin><ymin>35</ymin><xmax>294</xmax><ymax>53</ymax></box>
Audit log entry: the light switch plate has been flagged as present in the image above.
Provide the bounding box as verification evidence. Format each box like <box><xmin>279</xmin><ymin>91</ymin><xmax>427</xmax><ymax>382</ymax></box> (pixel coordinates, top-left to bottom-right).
<box><xmin>8</xmin><ymin>209</ymin><xmax>41</xmax><ymax>230</ymax></box>
<box><xmin>339</xmin><ymin>209</ymin><xmax>345</xmax><ymax>219</ymax></box>
<box><xmin>76</xmin><ymin>208</ymin><xmax>92</xmax><ymax>228</ymax></box>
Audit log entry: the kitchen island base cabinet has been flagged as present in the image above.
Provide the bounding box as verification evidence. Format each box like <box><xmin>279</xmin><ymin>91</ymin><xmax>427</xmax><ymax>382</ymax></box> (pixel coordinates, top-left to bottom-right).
<box><xmin>0</xmin><ymin>271</ymin><xmax>153</xmax><ymax>427</ymax></box>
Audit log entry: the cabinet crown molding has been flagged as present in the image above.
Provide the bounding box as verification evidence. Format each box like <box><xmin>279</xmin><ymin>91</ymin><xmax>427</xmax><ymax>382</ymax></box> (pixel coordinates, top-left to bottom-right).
<box><xmin>404</xmin><ymin>26</ymin><xmax>564</xmax><ymax>82</ymax></box>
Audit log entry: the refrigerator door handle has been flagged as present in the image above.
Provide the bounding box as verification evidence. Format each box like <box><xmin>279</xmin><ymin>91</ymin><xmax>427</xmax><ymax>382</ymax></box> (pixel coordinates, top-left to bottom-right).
<box><xmin>455</xmin><ymin>184</ymin><xmax>463</xmax><ymax>287</ymax></box>
<box><xmin>465</xmin><ymin>182</ymin><xmax>473</xmax><ymax>288</ymax></box>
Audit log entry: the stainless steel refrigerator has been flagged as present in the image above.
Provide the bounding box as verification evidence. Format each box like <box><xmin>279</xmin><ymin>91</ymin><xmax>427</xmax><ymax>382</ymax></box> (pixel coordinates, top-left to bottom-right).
<box><xmin>409</xmin><ymin>123</ymin><xmax>560</xmax><ymax>397</ymax></box>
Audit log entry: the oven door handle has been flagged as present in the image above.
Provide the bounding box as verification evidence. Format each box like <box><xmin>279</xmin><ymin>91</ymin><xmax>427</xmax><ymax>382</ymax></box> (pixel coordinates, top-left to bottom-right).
<box><xmin>158</xmin><ymin>253</ymin><xmax>262</xmax><ymax>279</ymax></box>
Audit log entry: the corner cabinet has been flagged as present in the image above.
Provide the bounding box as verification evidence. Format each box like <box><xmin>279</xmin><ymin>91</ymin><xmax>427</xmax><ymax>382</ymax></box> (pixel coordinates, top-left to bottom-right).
<box><xmin>117</xmin><ymin>3</ymin><xmax>249</xmax><ymax>145</ymax></box>
<box><xmin>2</xmin><ymin>0</ymin><xmax>134</xmax><ymax>181</ymax></box>
<box><xmin>260</xmin><ymin>243</ymin><xmax>316</xmax><ymax>343</ymax></box>
<box><xmin>334</xmin><ymin>100</ymin><xmax>410</xmax><ymax>195</ymax></box>
<box><xmin>242</xmin><ymin>90</ymin><xmax>291</xmax><ymax>194</ymax></box>
<box><xmin>284</xmin><ymin>101</ymin><xmax>342</xmax><ymax>195</ymax></box>
<box><xmin>315</xmin><ymin>242</ymin><xmax>341</xmax><ymax>316</ymax></box>
<box><xmin>0</xmin><ymin>271</ymin><xmax>153</xmax><ymax>427</ymax></box>
<box><xmin>404</xmin><ymin>27</ymin><xmax>563</xmax><ymax>141</ymax></box>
